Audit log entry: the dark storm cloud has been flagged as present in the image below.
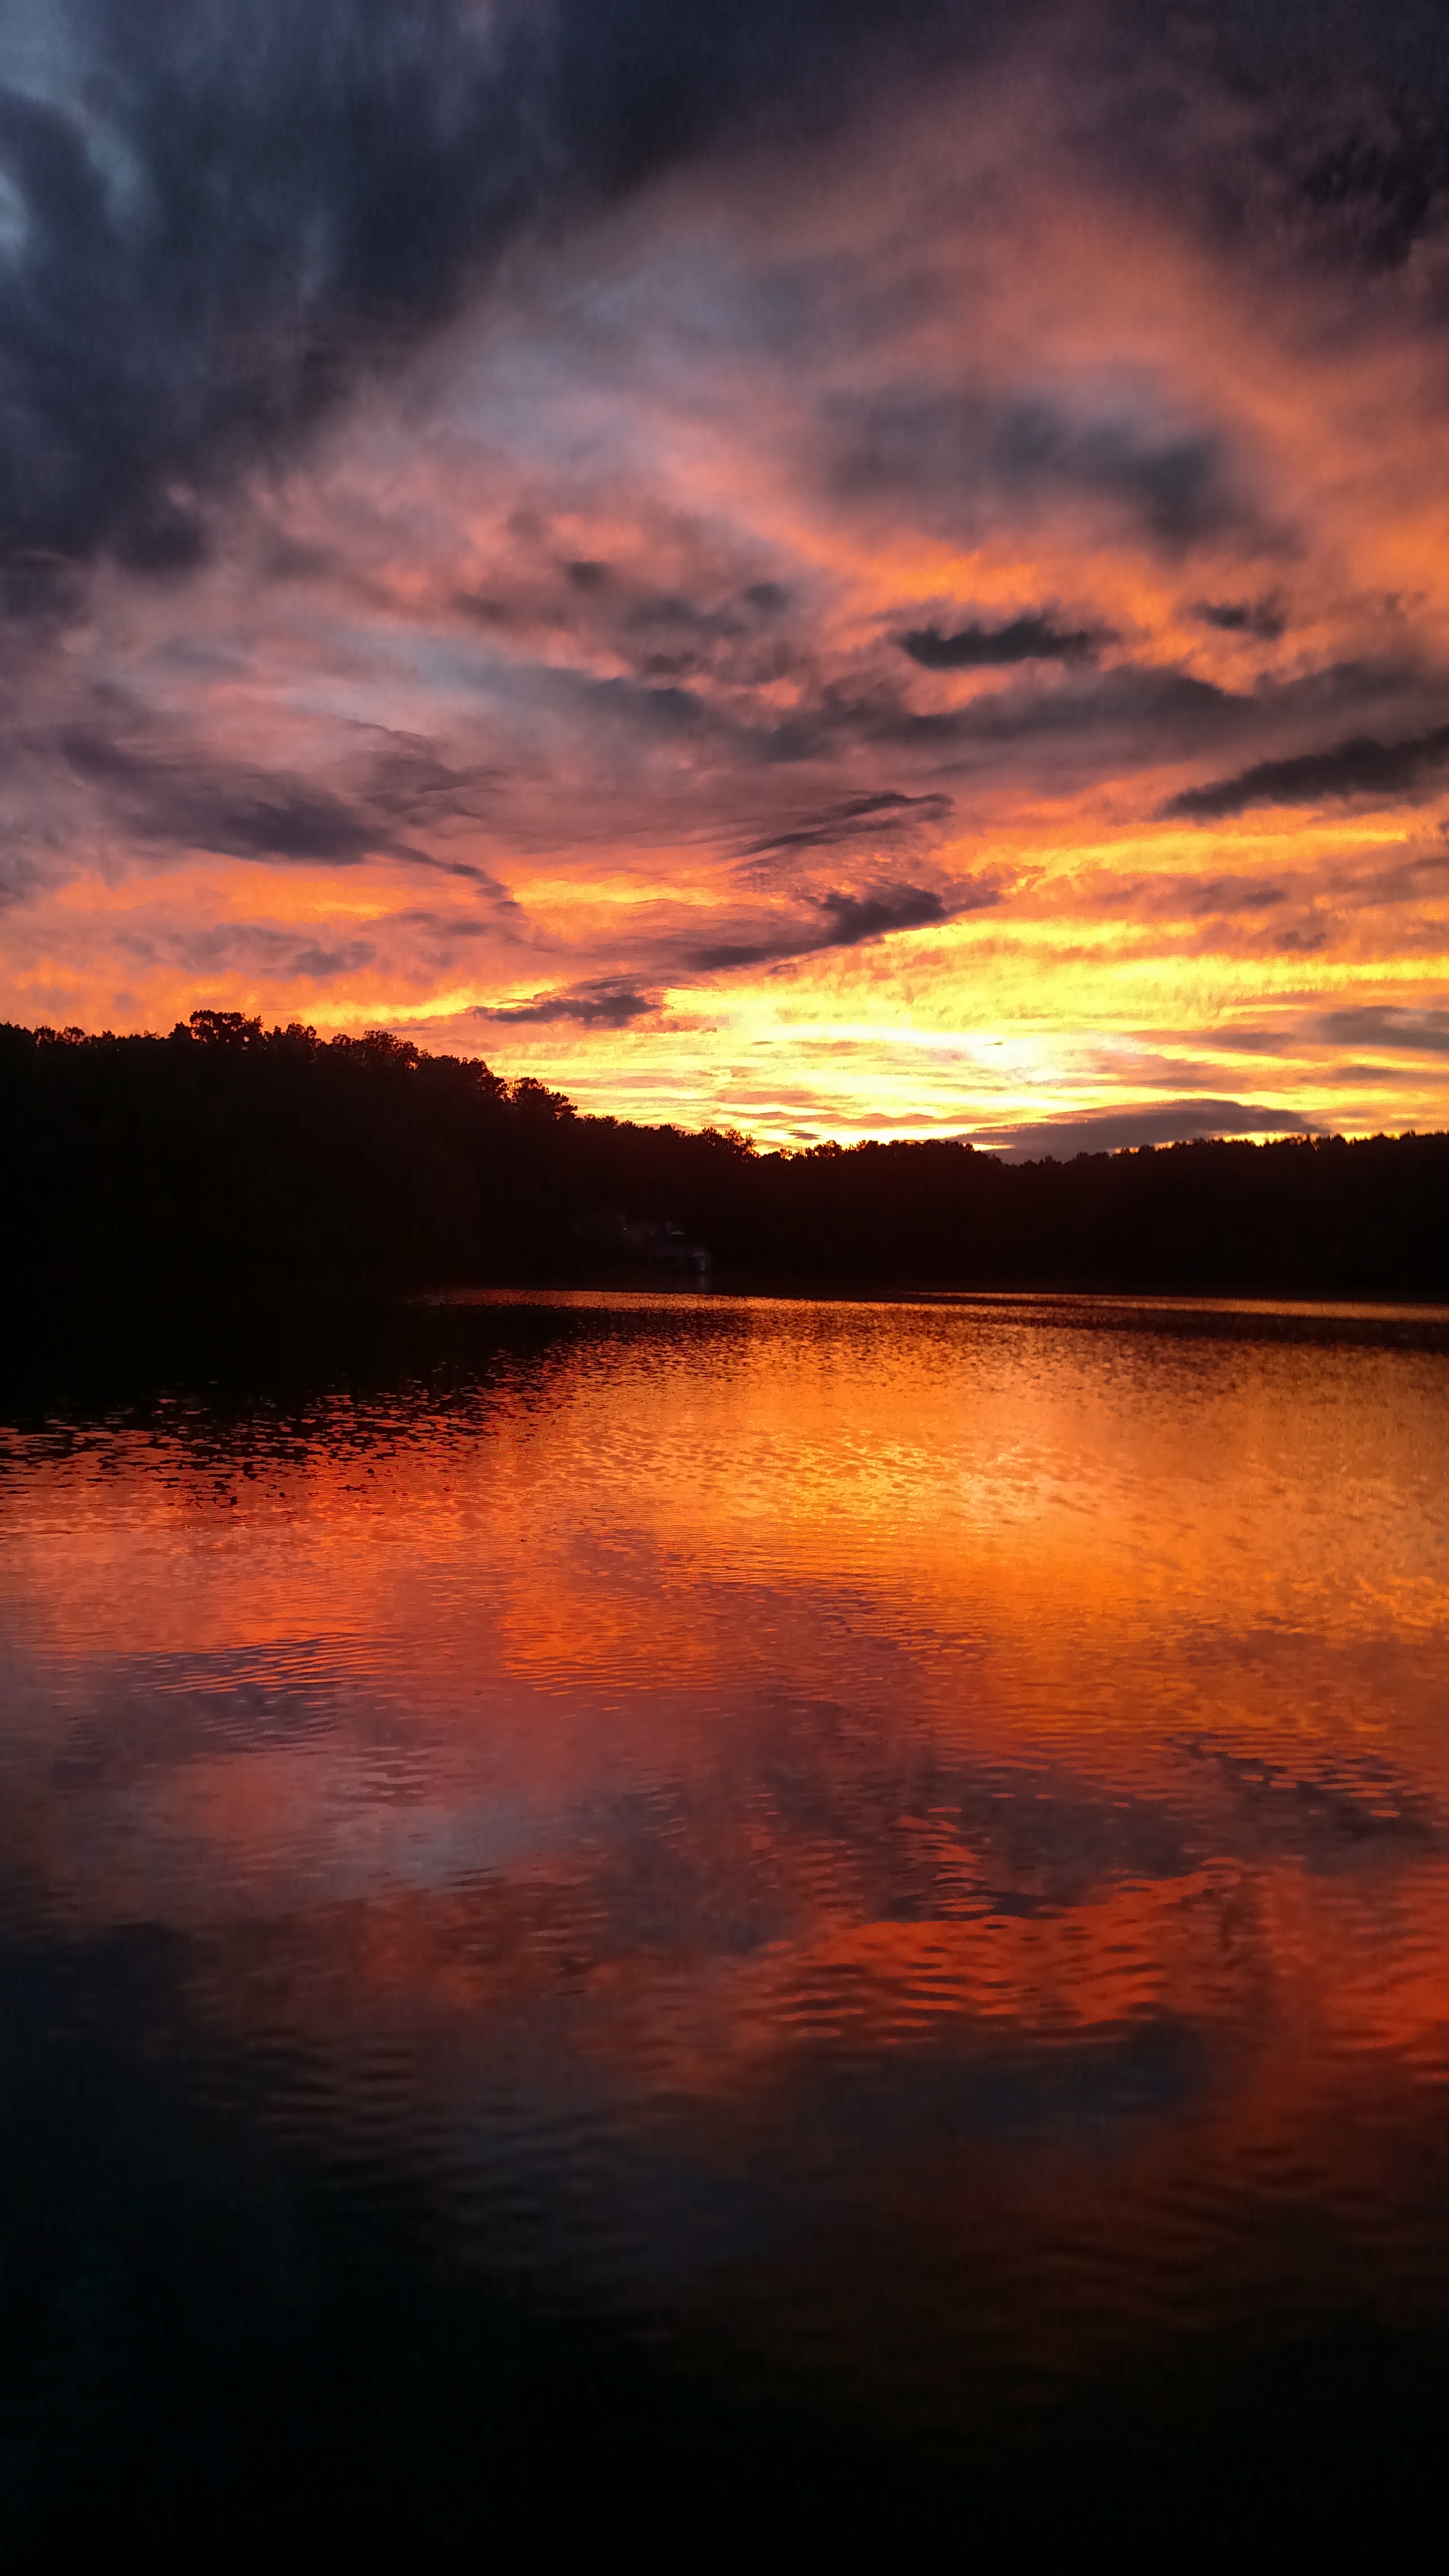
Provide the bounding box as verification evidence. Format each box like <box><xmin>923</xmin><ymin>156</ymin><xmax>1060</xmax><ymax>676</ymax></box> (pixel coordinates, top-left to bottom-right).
<box><xmin>973</xmin><ymin>663</ymin><xmax>1244</xmax><ymax>741</ymax></box>
<box><xmin>4</xmin><ymin>1</ymin><xmax>1442</xmax><ymax>618</ymax></box>
<box><xmin>1315</xmin><ymin>1005</ymin><xmax>1449</xmax><ymax>1055</ymax></box>
<box><xmin>834</xmin><ymin>389</ymin><xmax>1252</xmax><ymax>551</ymax></box>
<box><xmin>752</xmin><ymin>649</ymin><xmax>1440</xmax><ymax>777</ymax></box>
<box><xmin>900</xmin><ymin>615</ymin><xmax>1110</xmax><ymax>670</ymax></box>
<box><xmin>55</xmin><ymin>720</ymin><xmax>503</xmax><ymax>882</ymax></box>
<box><xmin>689</xmin><ymin>940</ymin><xmax>783</xmax><ymax>971</ymax></box>
<box><xmin>458</xmin><ymin>555</ymin><xmax>802</xmax><ymax>697</ymax></box>
<box><xmin>749</xmin><ymin>660</ymin><xmax>1255</xmax><ymax>768</ymax></box>
<box><xmin>1086</xmin><ymin>2</ymin><xmax>1449</xmax><ymax>275</ymax></box>
<box><xmin>895</xmin><ymin>661</ymin><xmax>1246</xmax><ymax>750</ymax></box>
<box><xmin>602</xmin><ymin>580</ymin><xmax>802</xmax><ymax>686</ymax></box>
<box><xmin>1162</xmin><ymin>723</ymin><xmax>1449</xmax><ymax>820</ymax></box>
<box><xmin>1195</xmin><ymin>598</ymin><xmax>1287</xmax><ymax>642</ymax></box>
<box><xmin>818</xmin><ymin>884</ymin><xmax>955</xmax><ymax>945</ymax></box>
<box><xmin>1</xmin><ymin>0</ymin><xmax>554</xmax><ymax>581</ymax></box>
<box><xmin>472</xmin><ymin>980</ymin><xmax>658</xmax><ymax>1029</ymax></box>
<box><xmin>982</xmin><ymin>1098</ymin><xmax>1315</xmax><ymax>1159</ymax></box>
<box><xmin>60</xmin><ymin>724</ymin><xmax>383</xmax><ymax>863</ymax></box>
<box><xmin>0</xmin><ymin>0</ymin><xmax>1010</xmax><ymax>604</ymax></box>
<box><xmin>1273</xmin><ymin>87</ymin><xmax>1449</xmax><ymax>269</ymax></box>
<box><xmin>938</xmin><ymin>644</ymin><xmax>1433</xmax><ymax>762</ymax></box>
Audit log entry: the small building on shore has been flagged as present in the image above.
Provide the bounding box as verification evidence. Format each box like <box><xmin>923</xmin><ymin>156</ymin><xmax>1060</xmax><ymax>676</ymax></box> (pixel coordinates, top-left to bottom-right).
<box><xmin>612</xmin><ymin>1216</ymin><xmax>714</xmax><ymax>1285</ymax></box>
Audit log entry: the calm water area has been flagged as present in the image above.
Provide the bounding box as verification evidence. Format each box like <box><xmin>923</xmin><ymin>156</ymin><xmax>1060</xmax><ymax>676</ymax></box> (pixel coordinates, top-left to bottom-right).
<box><xmin>2</xmin><ymin>1291</ymin><xmax>1447</xmax><ymax>2548</ymax></box>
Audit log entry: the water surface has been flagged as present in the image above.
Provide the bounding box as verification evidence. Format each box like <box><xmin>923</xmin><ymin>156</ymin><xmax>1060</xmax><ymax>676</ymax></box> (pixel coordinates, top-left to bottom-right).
<box><xmin>3</xmin><ymin>1293</ymin><xmax>1446</xmax><ymax>2545</ymax></box>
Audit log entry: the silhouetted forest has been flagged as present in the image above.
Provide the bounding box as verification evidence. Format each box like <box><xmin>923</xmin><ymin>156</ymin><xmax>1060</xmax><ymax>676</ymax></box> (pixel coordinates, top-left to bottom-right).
<box><xmin>4</xmin><ymin>1012</ymin><xmax>1447</xmax><ymax>1312</ymax></box>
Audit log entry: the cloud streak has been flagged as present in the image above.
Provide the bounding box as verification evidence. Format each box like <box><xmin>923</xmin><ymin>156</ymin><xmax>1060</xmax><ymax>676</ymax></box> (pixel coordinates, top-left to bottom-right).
<box><xmin>473</xmin><ymin>980</ymin><xmax>659</xmax><ymax>1030</ymax></box>
<box><xmin>980</xmin><ymin>1100</ymin><xmax>1317</xmax><ymax>1159</ymax></box>
<box><xmin>688</xmin><ymin>877</ymin><xmax>977</xmax><ymax>973</ymax></box>
<box><xmin>51</xmin><ymin>722</ymin><xmax>508</xmax><ymax>885</ymax></box>
<box><xmin>1316</xmin><ymin>1005</ymin><xmax>1449</xmax><ymax>1057</ymax></box>
<box><xmin>1194</xmin><ymin>598</ymin><xmax>1287</xmax><ymax>643</ymax></box>
<box><xmin>899</xmin><ymin>615</ymin><xmax>1109</xmax><ymax>669</ymax></box>
<box><xmin>1163</xmin><ymin>725</ymin><xmax>1449</xmax><ymax>821</ymax></box>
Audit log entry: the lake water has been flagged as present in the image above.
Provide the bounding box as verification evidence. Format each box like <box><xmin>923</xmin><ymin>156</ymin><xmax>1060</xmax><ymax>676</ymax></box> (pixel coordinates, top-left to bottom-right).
<box><xmin>2</xmin><ymin>1291</ymin><xmax>1447</xmax><ymax>2548</ymax></box>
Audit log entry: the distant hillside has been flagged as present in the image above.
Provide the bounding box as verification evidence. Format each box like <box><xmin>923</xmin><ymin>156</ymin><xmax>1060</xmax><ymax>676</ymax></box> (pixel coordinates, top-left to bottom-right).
<box><xmin>3</xmin><ymin>1012</ymin><xmax>1447</xmax><ymax>1309</ymax></box>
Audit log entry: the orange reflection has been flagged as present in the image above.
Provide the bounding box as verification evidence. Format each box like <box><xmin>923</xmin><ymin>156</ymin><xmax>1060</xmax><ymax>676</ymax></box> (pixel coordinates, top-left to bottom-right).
<box><xmin>2</xmin><ymin>1300</ymin><xmax>1446</xmax><ymax>2394</ymax></box>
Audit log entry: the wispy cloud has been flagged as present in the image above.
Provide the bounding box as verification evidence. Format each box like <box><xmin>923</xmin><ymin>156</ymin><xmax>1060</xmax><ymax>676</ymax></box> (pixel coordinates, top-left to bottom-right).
<box><xmin>473</xmin><ymin>980</ymin><xmax>660</xmax><ymax>1029</ymax></box>
<box><xmin>1194</xmin><ymin>597</ymin><xmax>1288</xmax><ymax>643</ymax></box>
<box><xmin>1316</xmin><ymin>1005</ymin><xmax>1449</xmax><ymax>1056</ymax></box>
<box><xmin>899</xmin><ymin>614</ymin><xmax>1110</xmax><ymax>670</ymax></box>
<box><xmin>687</xmin><ymin>876</ymin><xmax>998</xmax><ymax>974</ymax></box>
<box><xmin>1163</xmin><ymin>725</ymin><xmax>1449</xmax><ymax>821</ymax></box>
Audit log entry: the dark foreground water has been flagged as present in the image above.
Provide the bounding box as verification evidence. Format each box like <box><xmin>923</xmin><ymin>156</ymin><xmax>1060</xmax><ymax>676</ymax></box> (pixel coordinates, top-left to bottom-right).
<box><xmin>2</xmin><ymin>1291</ymin><xmax>1447</xmax><ymax>2551</ymax></box>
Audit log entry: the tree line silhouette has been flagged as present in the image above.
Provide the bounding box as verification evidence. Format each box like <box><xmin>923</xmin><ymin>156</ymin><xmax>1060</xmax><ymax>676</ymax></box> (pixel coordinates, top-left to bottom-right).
<box><xmin>3</xmin><ymin>1011</ymin><xmax>1446</xmax><ymax>1306</ymax></box>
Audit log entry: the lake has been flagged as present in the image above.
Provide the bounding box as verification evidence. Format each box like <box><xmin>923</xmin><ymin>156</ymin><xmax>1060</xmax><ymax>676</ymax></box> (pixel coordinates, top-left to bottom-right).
<box><xmin>2</xmin><ymin>1291</ymin><xmax>1446</xmax><ymax>2549</ymax></box>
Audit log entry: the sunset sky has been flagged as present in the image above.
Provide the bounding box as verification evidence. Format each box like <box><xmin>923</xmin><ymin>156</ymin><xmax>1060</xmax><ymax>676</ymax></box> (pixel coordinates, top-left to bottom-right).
<box><xmin>2</xmin><ymin>1</ymin><xmax>1447</xmax><ymax>1148</ymax></box>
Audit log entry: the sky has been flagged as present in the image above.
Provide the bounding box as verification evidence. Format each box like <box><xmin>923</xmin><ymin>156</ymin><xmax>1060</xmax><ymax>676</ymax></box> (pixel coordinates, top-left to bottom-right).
<box><xmin>1</xmin><ymin>1</ymin><xmax>1447</xmax><ymax>1150</ymax></box>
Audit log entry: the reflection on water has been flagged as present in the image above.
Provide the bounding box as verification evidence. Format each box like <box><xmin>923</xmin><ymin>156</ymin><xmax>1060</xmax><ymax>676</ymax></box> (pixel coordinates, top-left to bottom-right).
<box><xmin>2</xmin><ymin>1294</ymin><xmax>1447</xmax><ymax>2543</ymax></box>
